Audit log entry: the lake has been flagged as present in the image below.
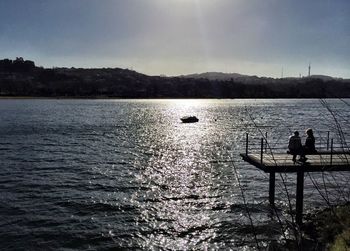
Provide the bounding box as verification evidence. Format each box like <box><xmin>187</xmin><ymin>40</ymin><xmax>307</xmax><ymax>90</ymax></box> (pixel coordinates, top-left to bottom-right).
<box><xmin>0</xmin><ymin>99</ymin><xmax>349</xmax><ymax>250</ymax></box>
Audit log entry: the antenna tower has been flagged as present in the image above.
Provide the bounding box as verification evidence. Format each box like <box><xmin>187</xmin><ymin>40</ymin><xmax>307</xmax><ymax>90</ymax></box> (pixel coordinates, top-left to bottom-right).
<box><xmin>308</xmin><ymin>63</ymin><xmax>311</xmax><ymax>77</ymax></box>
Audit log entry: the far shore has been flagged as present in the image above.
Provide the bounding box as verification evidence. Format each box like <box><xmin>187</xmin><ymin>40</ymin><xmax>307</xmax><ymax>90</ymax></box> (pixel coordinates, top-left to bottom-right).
<box><xmin>0</xmin><ymin>96</ymin><xmax>347</xmax><ymax>100</ymax></box>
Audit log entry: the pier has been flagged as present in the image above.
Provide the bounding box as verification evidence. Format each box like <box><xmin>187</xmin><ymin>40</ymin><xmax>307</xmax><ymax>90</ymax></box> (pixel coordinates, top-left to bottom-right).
<box><xmin>240</xmin><ymin>134</ymin><xmax>350</xmax><ymax>225</ymax></box>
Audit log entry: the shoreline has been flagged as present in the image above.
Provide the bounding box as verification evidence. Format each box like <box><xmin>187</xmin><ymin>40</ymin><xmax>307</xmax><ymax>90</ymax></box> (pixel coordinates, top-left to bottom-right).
<box><xmin>0</xmin><ymin>96</ymin><xmax>348</xmax><ymax>100</ymax></box>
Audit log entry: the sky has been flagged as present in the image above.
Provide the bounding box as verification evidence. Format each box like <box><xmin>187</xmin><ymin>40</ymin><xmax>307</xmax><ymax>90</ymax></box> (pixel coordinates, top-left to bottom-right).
<box><xmin>0</xmin><ymin>0</ymin><xmax>349</xmax><ymax>78</ymax></box>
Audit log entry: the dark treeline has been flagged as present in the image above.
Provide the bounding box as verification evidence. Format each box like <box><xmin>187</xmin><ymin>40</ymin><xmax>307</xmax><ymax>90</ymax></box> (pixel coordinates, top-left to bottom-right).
<box><xmin>0</xmin><ymin>57</ymin><xmax>35</xmax><ymax>73</ymax></box>
<box><xmin>1</xmin><ymin>58</ymin><xmax>350</xmax><ymax>98</ymax></box>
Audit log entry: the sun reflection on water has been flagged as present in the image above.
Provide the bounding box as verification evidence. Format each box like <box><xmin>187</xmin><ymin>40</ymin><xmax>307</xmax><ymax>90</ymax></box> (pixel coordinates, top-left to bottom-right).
<box><xmin>132</xmin><ymin>99</ymin><xmax>224</xmax><ymax>248</ymax></box>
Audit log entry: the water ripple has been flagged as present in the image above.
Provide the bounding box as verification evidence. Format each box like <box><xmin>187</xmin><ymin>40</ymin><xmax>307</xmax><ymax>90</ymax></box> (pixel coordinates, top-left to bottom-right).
<box><xmin>0</xmin><ymin>99</ymin><xmax>349</xmax><ymax>250</ymax></box>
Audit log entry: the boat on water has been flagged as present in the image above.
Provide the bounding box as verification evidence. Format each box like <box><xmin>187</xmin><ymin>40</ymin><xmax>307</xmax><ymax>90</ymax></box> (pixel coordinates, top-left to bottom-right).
<box><xmin>180</xmin><ymin>116</ymin><xmax>199</xmax><ymax>123</ymax></box>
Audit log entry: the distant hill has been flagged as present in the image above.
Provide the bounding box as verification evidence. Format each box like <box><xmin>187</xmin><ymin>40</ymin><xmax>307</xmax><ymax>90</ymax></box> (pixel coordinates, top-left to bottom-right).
<box><xmin>182</xmin><ymin>72</ymin><xmax>340</xmax><ymax>81</ymax></box>
<box><xmin>308</xmin><ymin>75</ymin><xmax>337</xmax><ymax>81</ymax></box>
<box><xmin>182</xmin><ymin>72</ymin><xmax>251</xmax><ymax>81</ymax></box>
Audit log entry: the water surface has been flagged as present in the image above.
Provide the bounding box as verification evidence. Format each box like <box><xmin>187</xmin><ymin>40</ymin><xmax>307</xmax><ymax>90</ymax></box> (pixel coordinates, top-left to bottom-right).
<box><xmin>0</xmin><ymin>99</ymin><xmax>349</xmax><ymax>250</ymax></box>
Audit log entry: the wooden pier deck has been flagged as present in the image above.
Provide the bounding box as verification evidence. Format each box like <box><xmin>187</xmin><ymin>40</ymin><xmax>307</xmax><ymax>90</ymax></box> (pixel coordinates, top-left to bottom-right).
<box><xmin>240</xmin><ymin>152</ymin><xmax>350</xmax><ymax>173</ymax></box>
<box><xmin>240</xmin><ymin>150</ymin><xmax>350</xmax><ymax>225</ymax></box>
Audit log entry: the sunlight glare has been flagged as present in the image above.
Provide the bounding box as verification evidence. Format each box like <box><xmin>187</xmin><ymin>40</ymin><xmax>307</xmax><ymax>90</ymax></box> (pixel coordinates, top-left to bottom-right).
<box><xmin>172</xmin><ymin>99</ymin><xmax>205</xmax><ymax>107</ymax></box>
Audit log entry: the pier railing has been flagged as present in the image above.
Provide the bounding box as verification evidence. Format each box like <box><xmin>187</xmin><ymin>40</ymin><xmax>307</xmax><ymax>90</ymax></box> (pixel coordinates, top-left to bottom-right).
<box><xmin>243</xmin><ymin>131</ymin><xmax>349</xmax><ymax>164</ymax></box>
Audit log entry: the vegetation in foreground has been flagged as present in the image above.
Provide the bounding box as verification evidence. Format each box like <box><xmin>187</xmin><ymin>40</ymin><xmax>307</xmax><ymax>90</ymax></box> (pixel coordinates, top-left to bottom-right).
<box><xmin>303</xmin><ymin>203</ymin><xmax>350</xmax><ymax>251</ymax></box>
<box><xmin>266</xmin><ymin>204</ymin><xmax>350</xmax><ymax>251</ymax></box>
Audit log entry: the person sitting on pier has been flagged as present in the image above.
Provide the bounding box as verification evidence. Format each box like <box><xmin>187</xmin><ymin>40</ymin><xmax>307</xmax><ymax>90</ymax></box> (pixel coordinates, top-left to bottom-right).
<box><xmin>299</xmin><ymin>128</ymin><xmax>317</xmax><ymax>162</ymax></box>
<box><xmin>288</xmin><ymin>131</ymin><xmax>303</xmax><ymax>163</ymax></box>
<box><xmin>304</xmin><ymin>128</ymin><xmax>317</xmax><ymax>153</ymax></box>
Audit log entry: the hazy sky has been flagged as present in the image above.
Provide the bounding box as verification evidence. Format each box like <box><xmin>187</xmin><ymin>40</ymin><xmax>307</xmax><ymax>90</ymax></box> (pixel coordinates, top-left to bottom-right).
<box><xmin>1</xmin><ymin>0</ymin><xmax>349</xmax><ymax>77</ymax></box>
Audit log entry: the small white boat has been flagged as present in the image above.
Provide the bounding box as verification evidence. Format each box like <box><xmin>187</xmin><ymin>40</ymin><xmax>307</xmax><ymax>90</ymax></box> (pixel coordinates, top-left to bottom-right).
<box><xmin>180</xmin><ymin>116</ymin><xmax>199</xmax><ymax>123</ymax></box>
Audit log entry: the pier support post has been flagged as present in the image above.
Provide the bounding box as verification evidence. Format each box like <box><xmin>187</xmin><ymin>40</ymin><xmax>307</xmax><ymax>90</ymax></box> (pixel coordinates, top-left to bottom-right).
<box><xmin>269</xmin><ymin>172</ymin><xmax>275</xmax><ymax>206</ymax></box>
<box><xmin>330</xmin><ymin>139</ymin><xmax>334</xmax><ymax>166</ymax></box>
<box><xmin>260</xmin><ymin>138</ymin><xmax>264</xmax><ymax>164</ymax></box>
<box><xmin>245</xmin><ymin>133</ymin><xmax>249</xmax><ymax>155</ymax></box>
<box><xmin>327</xmin><ymin>131</ymin><xmax>330</xmax><ymax>150</ymax></box>
<box><xmin>265</xmin><ymin>132</ymin><xmax>268</xmax><ymax>153</ymax></box>
<box><xmin>296</xmin><ymin>171</ymin><xmax>304</xmax><ymax>225</ymax></box>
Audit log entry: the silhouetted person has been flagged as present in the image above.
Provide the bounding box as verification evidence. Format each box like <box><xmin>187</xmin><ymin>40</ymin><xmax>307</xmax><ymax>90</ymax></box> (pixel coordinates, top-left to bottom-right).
<box><xmin>304</xmin><ymin>128</ymin><xmax>317</xmax><ymax>153</ymax></box>
<box><xmin>288</xmin><ymin>131</ymin><xmax>303</xmax><ymax>163</ymax></box>
<box><xmin>299</xmin><ymin>128</ymin><xmax>317</xmax><ymax>162</ymax></box>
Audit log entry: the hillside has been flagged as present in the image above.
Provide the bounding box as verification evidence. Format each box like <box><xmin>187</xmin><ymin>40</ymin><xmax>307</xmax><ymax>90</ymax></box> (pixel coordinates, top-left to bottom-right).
<box><xmin>1</xmin><ymin>58</ymin><xmax>350</xmax><ymax>98</ymax></box>
<box><xmin>182</xmin><ymin>72</ymin><xmax>250</xmax><ymax>81</ymax></box>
